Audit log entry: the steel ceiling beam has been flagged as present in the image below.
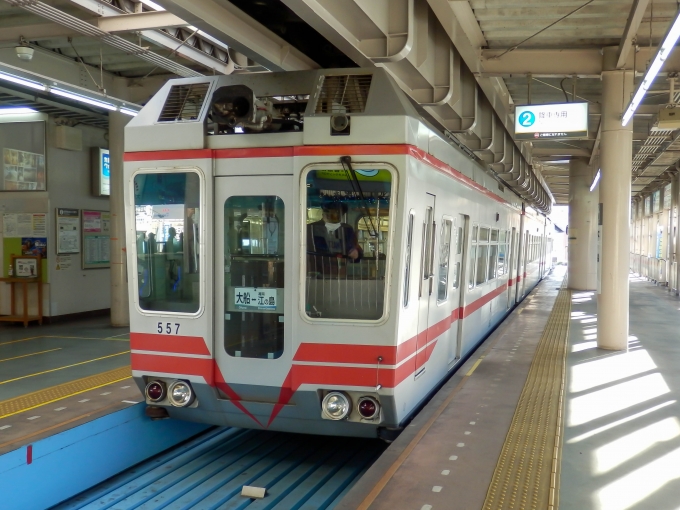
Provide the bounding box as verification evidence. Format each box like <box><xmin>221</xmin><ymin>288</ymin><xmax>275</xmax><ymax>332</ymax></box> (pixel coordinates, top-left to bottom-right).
<box><xmin>153</xmin><ymin>0</ymin><xmax>318</xmax><ymax>71</ymax></box>
<box><xmin>63</xmin><ymin>0</ymin><xmax>235</xmax><ymax>75</ymax></box>
<box><xmin>4</xmin><ymin>0</ymin><xmax>203</xmax><ymax>77</ymax></box>
<box><xmin>616</xmin><ymin>0</ymin><xmax>650</xmax><ymax>69</ymax></box>
<box><xmin>95</xmin><ymin>11</ymin><xmax>188</xmax><ymax>32</ymax></box>
<box><xmin>0</xmin><ymin>22</ymin><xmax>79</xmax><ymax>42</ymax></box>
<box><xmin>480</xmin><ymin>47</ymin><xmax>680</xmax><ymax>77</ymax></box>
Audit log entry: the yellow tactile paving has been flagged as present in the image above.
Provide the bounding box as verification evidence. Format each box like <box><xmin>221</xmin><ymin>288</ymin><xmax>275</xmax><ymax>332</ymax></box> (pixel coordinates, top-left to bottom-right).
<box><xmin>482</xmin><ymin>280</ymin><xmax>571</xmax><ymax>510</ymax></box>
<box><xmin>0</xmin><ymin>365</ymin><xmax>132</xmax><ymax>419</ymax></box>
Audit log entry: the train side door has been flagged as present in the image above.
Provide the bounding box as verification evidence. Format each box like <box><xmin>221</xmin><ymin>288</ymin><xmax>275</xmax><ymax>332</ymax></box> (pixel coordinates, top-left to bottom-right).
<box><xmin>520</xmin><ymin>231</ymin><xmax>529</xmax><ymax>298</ymax></box>
<box><xmin>507</xmin><ymin>227</ymin><xmax>517</xmax><ymax>309</ymax></box>
<box><xmin>415</xmin><ymin>194</ymin><xmax>436</xmax><ymax>378</ymax></box>
<box><xmin>214</xmin><ymin>175</ymin><xmax>293</xmax><ymax>394</ymax></box>
<box><xmin>450</xmin><ymin>214</ymin><xmax>468</xmax><ymax>363</ymax></box>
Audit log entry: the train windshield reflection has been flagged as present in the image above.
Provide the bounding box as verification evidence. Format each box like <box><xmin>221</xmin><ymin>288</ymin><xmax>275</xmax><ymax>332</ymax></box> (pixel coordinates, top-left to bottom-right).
<box><xmin>305</xmin><ymin>167</ymin><xmax>392</xmax><ymax>321</ymax></box>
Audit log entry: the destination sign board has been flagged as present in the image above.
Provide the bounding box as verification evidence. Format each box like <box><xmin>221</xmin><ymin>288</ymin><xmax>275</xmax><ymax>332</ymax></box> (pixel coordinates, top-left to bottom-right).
<box><xmin>515</xmin><ymin>102</ymin><xmax>588</xmax><ymax>140</ymax></box>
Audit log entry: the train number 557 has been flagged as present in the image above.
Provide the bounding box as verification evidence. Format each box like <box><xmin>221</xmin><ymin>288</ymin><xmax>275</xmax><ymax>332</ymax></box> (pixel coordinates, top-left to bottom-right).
<box><xmin>158</xmin><ymin>322</ymin><xmax>180</xmax><ymax>334</ymax></box>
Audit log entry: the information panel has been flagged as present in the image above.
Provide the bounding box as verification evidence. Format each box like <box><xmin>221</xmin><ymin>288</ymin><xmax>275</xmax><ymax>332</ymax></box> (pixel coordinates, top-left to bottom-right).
<box><xmin>515</xmin><ymin>102</ymin><xmax>589</xmax><ymax>140</ymax></box>
<box><xmin>82</xmin><ymin>210</ymin><xmax>111</xmax><ymax>269</ymax></box>
<box><xmin>56</xmin><ymin>208</ymin><xmax>80</xmax><ymax>254</ymax></box>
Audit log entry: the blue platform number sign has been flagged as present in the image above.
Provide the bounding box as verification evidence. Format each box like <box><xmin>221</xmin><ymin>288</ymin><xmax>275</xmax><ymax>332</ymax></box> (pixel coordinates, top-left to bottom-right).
<box><xmin>101</xmin><ymin>151</ymin><xmax>110</xmax><ymax>195</ymax></box>
<box><xmin>519</xmin><ymin>111</ymin><xmax>536</xmax><ymax>128</ymax></box>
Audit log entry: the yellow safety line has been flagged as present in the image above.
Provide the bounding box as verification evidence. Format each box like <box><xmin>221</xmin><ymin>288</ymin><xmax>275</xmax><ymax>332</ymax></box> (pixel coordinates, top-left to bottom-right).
<box><xmin>0</xmin><ymin>366</ymin><xmax>132</xmax><ymax>419</ymax></box>
<box><xmin>0</xmin><ymin>335</ymin><xmax>131</xmax><ymax>347</ymax></box>
<box><xmin>0</xmin><ymin>336</ymin><xmax>43</xmax><ymax>347</ymax></box>
<box><xmin>356</xmin><ymin>289</ymin><xmax>532</xmax><ymax>510</ymax></box>
<box><xmin>0</xmin><ymin>351</ymin><xmax>130</xmax><ymax>386</ymax></box>
<box><xmin>0</xmin><ymin>348</ymin><xmax>61</xmax><ymax>363</ymax></box>
<box><xmin>466</xmin><ymin>357</ymin><xmax>484</xmax><ymax>376</ymax></box>
<box><xmin>482</xmin><ymin>279</ymin><xmax>571</xmax><ymax>510</ymax></box>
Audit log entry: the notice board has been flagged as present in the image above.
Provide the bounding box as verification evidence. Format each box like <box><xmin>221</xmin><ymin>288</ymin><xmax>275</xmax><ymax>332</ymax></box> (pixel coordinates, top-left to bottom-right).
<box><xmin>2</xmin><ymin>212</ymin><xmax>49</xmax><ymax>281</ymax></box>
<box><xmin>56</xmin><ymin>208</ymin><xmax>80</xmax><ymax>254</ymax></box>
<box><xmin>82</xmin><ymin>210</ymin><xmax>111</xmax><ymax>269</ymax></box>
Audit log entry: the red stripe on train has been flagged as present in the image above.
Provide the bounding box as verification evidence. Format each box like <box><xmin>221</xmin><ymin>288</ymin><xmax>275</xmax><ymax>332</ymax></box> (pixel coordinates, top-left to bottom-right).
<box><xmin>130</xmin><ymin>333</ymin><xmax>210</xmax><ymax>356</ymax></box>
<box><xmin>123</xmin><ymin>144</ymin><xmax>510</xmax><ymax>206</ymax></box>
<box><xmin>131</xmin><ymin>353</ymin><xmax>214</xmax><ymax>384</ymax></box>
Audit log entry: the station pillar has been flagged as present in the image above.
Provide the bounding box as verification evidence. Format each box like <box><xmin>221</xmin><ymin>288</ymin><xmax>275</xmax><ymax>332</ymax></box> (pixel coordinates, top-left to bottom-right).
<box><xmin>568</xmin><ymin>158</ymin><xmax>599</xmax><ymax>290</ymax></box>
<box><xmin>109</xmin><ymin>79</ymin><xmax>130</xmax><ymax>327</ymax></box>
<box><xmin>674</xmin><ymin>173</ymin><xmax>680</xmax><ymax>295</ymax></box>
<box><xmin>598</xmin><ymin>47</ymin><xmax>634</xmax><ymax>350</ymax></box>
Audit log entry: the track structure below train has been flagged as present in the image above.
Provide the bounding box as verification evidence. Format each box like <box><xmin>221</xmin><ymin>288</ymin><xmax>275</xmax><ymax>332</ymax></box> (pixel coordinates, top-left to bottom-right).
<box><xmin>54</xmin><ymin>426</ymin><xmax>387</xmax><ymax>510</ymax></box>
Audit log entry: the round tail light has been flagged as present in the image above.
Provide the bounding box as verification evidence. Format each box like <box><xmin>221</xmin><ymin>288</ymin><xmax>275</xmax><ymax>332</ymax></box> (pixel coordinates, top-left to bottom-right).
<box><xmin>168</xmin><ymin>380</ymin><xmax>195</xmax><ymax>407</ymax></box>
<box><xmin>357</xmin><ymin>397</ymin><xmax>380</xmax><ymax>419</ymax></box>
<box><xmin>145</xmin><ymin>381</ymin><xmax>166</xmax><ymax>402</ymax></box>
<box><xmin>322</xmin><ymin>392</ymin><xmax>351</xmax><ymax>420</ymax></box>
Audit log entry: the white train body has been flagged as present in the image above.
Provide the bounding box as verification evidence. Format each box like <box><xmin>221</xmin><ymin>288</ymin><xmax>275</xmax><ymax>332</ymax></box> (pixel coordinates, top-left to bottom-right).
<box><xmin>124</xmin><ymin>69</ymin><xmax>553</xmax><ymax>437</ymax></box>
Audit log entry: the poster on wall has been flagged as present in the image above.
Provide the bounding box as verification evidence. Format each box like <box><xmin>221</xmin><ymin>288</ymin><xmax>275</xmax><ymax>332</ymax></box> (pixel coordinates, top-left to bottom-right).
<box><xmin>0</xmin><ymin>120</ymin><xmax>46</xmax><ymax>191</ymax></box>
<box><xmin>21</xmin><ymin>237</ymin><xmax>47</xmax><ymax>259</ymax></box>
<box><xmin>82</xmin><ymin>210</ymin><xmax>111</xmax><ymax>269</ymax></box>
<box><xmin>3</xmin><ymin>149</ymin><xmax>46</xmax><ymax>191</ymax></box>
<box><xmin>56</xmin><ymin>208</ymin><xmax>80</xmax><ymax>254</ymax></box>
<box><xmin>2</xmin><ymin>213</ymin><xmax>47</xmax><ymax>238</ymax></box>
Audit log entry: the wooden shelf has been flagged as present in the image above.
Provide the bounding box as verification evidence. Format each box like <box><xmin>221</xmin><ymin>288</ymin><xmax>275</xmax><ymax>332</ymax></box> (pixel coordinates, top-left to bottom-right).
<box><xmin>0</xmin><ymin>255</ymin><xmax>43</xmax><ymax>327</ymax></box>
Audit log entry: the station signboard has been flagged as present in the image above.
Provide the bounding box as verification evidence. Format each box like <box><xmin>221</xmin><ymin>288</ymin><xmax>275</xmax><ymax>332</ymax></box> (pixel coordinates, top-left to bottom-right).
<box><xmin>91</xmin><ymin>147</ymin><xmax>110</xmax><ymax>197</ymax></box>
<box><xmin>515</xmin><ymin>102</ymin><xmax>589</xmax><ymax>140</ymax></box>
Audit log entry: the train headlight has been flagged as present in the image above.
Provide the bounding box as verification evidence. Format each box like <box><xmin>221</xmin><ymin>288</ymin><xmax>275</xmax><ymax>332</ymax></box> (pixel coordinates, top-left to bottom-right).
<box><xmin>168</xmin><ymin>380</ymin><xmax>195</xmax><ymax>407</ymax></box>
<box><xmin>145</xmin><ymin>380</ymin><xmax>166</xmax><ymax>402</ymax></box>
<box><xmin>322</xmin><ymin>392</ymin><xmax>351</xmax><ymax>420</ymax></box>
<box><xmin>357</xmin><ymin>397</ymin><xmax>380</xmax><ymax>420</ymax></box>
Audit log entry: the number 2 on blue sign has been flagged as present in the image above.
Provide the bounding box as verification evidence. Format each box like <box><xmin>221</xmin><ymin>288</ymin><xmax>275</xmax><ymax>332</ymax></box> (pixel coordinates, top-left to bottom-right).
<box><xmin>519</xmin><ymin>111</ymin><xmax>535</xmax><ymax>127</ymax></box>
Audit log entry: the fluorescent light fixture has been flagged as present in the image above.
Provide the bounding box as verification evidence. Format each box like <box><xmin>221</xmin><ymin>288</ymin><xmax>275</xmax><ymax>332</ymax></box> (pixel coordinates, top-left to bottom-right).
<box><xmin>0</xmin><ymin>70</ymin><xmax>46</xmax><ymax>91</ymax></box>
<box><xmin>0</xmin><ymin>107</ymin><xmax>38</xmax><ymax>115</ymax></box>
<box><xmin>119</xmin><ymin>107</ymin><xmax>139</xmax><ymax>116</ymax></box>
<box><xmin>50</xmin><ymin>88</ymin><xmax>117</xmax><ymax>111</ymax></box>
<box><xmin>139</xmin><ymin>0</ymin><xmax>165</xmax><ymax>10</ymax></box>
<box><xmin>622</xmin><ymin>11</ymin><xmax>680</xmax><ymax>126</ymax></box>
<box><xmin>590</xmin><ymin>169</ymin><xmax>601</xmax><ymax>191</ymax></box>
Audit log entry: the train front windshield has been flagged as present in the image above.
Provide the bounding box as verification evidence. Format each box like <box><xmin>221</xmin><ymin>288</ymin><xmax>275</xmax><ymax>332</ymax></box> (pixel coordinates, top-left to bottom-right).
<box><xmin>133</xmin><ymin>171</ymin><xmax>201</xmax><ymax>314</ymax></box>
<box><xmin>305</xmin><ymin>167</ymin><xmax>392</xmax><ymax>321</ymax></box>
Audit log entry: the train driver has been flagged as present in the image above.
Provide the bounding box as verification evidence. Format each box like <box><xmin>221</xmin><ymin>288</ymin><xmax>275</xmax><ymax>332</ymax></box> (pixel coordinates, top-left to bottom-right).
<box><xmin>307</xmin><ymin>201</ymin><xmax>363</xmax><ymax>262</ymax></box>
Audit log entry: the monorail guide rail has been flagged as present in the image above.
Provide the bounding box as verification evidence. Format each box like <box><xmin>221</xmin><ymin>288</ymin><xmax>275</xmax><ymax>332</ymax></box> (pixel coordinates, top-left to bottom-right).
<box><xmin>55</xmin><ymin>426</ymin><xmax>386</xmax><ymax>510</ymax></box>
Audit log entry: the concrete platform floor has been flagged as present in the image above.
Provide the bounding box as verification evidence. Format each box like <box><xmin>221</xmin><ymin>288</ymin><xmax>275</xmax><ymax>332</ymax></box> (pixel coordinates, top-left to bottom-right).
<box><xmin>0</xmin><ymin>317</ymin><xmax>139</xmax><ymax>454</ymax></box>
<box><xmin>561</xmin><ymin>276</ymin><xmax>680</xmax><ymax>510</ymax></box>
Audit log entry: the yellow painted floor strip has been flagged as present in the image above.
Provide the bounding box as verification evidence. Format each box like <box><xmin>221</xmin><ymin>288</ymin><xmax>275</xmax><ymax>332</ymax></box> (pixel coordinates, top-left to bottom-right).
<box><xmin>466</xmin><ymin>357</ymin><xmax>484</xmax><ymax>376</ymax></box>
<box><xmin>0</xmin><ymin>365</ymin><xmax>132</xmax><ymax>419</ymax></box>
<box><xmin>0</xmin><ymin>351</ymin><xmax>130</xmax><ymax>385</ymax></box>
<box><xmin>482</xmin><ymin>280</ymin><xmax>571</xmax><ymax>510</ymax></box>
<box><xmin>0</xmin><ymin>348</ymin><xmax>61</xmax><ymax>363</ymax></box>
<box><xmin>0</xmin><ymin>336</ymin><xmax>43</xmax><ymax>347</ymax></box>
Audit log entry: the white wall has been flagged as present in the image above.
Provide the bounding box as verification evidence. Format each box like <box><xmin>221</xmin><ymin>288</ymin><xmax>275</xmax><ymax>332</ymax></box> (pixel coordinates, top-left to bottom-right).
<box><xmin>0</xmin><ymin>116</ymin><xmax>111</xmax><ymax>317</ymax></box>
<box><xmin>47</xmin><ymin>121</ymin><xmax>111</xmax><ymax>316</ymax></box>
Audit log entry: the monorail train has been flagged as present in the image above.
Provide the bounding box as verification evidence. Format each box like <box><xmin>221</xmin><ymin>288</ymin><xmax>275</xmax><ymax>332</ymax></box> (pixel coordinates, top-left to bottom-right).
<box><xmin>124</xmin><ymin>69</ymin><xmax>553</xmax><ymax>438</ymax></box>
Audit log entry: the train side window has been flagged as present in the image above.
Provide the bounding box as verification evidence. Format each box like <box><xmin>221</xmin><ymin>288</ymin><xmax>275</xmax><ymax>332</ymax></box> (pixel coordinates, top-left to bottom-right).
<box><xmin>498</xmin><ymin>230</ymin><xmax>506</xmax><ymax>276</ymax></box>
<box><xmin>437</xmin><ymin>218</ymin><xmax>453</xmax><ymax>303</ymax></box>
<box><xmin>456</xmin><ymin>226</ymin><xmax>463</xmax><ymax>254</ymax></box>
<box><xmin>476</xmin><ymin>244</ymin><xmax>488</xmax><ymax>286</ymax></box>
<box><xmin>304</xmin><ymin>167</ymin><xmax>393</xmax><ymax>321</ymax></box>
<box><xmin>488</xmin><ymin>244</ymin><xmax>498</xmax><ymax>281</ymax></box>
<box><xmin>404</xmin><ymin>210</ymin><xmax>415</xmax><ymax>307</ymax></box>
<box><xmin>469</xmin><ymin>224</ymin><xmax>478</xmax><ymax>289</ymax></box>
<box><xmin>133</xmin><ymin>171</ymin><xmax>201</xmax><ymax>314</ymax></box>
<box><xmin>224</xmin><ymin>195</ymin><xmax>285</xmax><ymax>359</ymax></box>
